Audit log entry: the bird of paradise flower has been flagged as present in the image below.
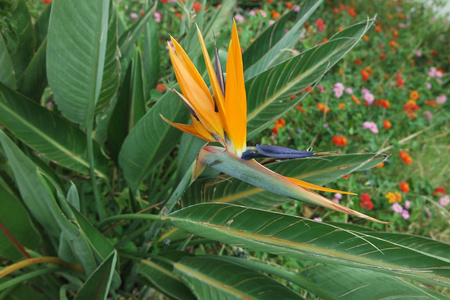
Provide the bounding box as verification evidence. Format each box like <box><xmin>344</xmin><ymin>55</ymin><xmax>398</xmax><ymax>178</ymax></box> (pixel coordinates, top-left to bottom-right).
<box><xmin>162</xmin><ymin>21</ymin><xmax>387</xmax><ymax>224</ymax></box>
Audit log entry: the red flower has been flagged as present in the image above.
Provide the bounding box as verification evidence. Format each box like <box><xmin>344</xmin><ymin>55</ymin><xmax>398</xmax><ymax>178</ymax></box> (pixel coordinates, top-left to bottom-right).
<box><xmin>271</xmin><ymin>127</ymin><xmax>278</xmax><ymax>134</ymax></box>
<box><xmin>315</xmin><ymin>18</ymin><xmax>325</xmax><ymax>32</ymax></box>
<box><xmin>395</xmin><ymin>74</ymin><xmax>404</xmax><ymax>87</ymax></box>
<box><xmin>348</xmin><ymin>7</ymin><xmax>357</xmax><ymax>18</ymax></box>
<box><xmin>274</xmin><ymin>118</ymin><xmax>285</xmax><ymax>128</ymax></box>
<box><xmin>354</xmin><ymin>58</ymin><xmax>363</xmax><ymax>65</ymax></box>
<box><xmin>286</xmin><ymin>2</ymin><xmax>293</xmax><ymax>9</ymax></box>
<box><xmin>156</xmin><ymin>83</ymin><xmax>166</xmax><ymax>93</ymax></box>
<box><xmin>360</xmin><ymin>194</ymin><xmax>374</xmax><ymax>210</ymax></box>
<box><xmin>433</xmin><ymin>187</ymin><xmax>446</xmax><ymax>196</ymax></box>
<box><xmin>41</xmin><ymin>0</ymin><xmax>52</xmax><ymax>3</ymax></box>
<box><xmin>361</xmin><ymin>69</ymin><xmax>369</xmax><ymax>81</ymax></box>
<box><xmin>399</xmin><ymin>151</ymin><xmax>412</xmax><ymax>165</ymax></box>
<box><xmin>383</xmin><ymin>120</ymin><xmax>392</xmax><ymax>130</ymax></box>
<box><xmin>343</xmin><ymin>174</ymin><xmax>350</xmax><ymax>180</ymax></box>
<box><xmin>192</xmin><ymin>2</ymin><xmax>203</xmax><ymax>13</ymax></box>
<box><xmin>360</xmin><ymin>193</ymin><xmax>371</xmax><ymax>203</ymax></box>
<box><xmin>399</xmin><ymin>182</ymin><xmax>410</xmax><ymax>193</ymax></box>
<box><xmin>332</xmin><ymin>136</ymin><xmax>348</xmax><ymax>146</ymax></box>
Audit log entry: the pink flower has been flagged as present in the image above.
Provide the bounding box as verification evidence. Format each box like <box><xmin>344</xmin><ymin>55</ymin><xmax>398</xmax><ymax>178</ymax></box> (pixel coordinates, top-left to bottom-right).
<box><xmin>130</xmin><ymin>12</ymin><xmax>138</xmax><ymax>19</ymax></box>
<box><xmin>392</xmin><ymin>203</ymin><xmax>403</xmax><ymax>213</ymax></box>
<box><xmin>363</xmin><ymin>92</ymin><xmax>374</xmax><ymax>105</ymax></box>
<box><xmin>333</xmin><ymin>82</ymin><xmax>345</xmax><ymax>98</ymax></box>
<box><xmin>334</xmin><ymin>193</ymin><xmax>342</xmax><ymax>200</ymax></box>
<box><xmin>317</xmin><ymin>84</ymin><xmax>325</xmax><ymax>93</ymax></box>
<box><xmin>415</xmin><ymin>50</ymin><xmax>422</xmax><ymax>57</ymax></box>
<box><xmin>345</xmin><ymin>87</ymin><xmax>353</xmax><ymax>94</ymax></box>
<box><xmin>362</xmin><ymin>88</ymin><xmax>371</xmax><ymax>94</ymax></box>
<box><xmin>258</xmin><ymin>9</ymin><xmax>267</xmax><ymax>18</ymax></box>
<box><xmin>249</xmin><ymin>10</ymin><xmax>257</xmax><ymax>17</ymax></box>
<box><xmin>436</xmin><ymin>94</ymin><xmax>447</xmax><ymax>104</ymax></box>
<box><xmin>363</xmin><ymin>121</ymin><xmax>379</xmax><ymax>134</ymax></box>
<box><xmin>404</xmin><ymin>200</ymin><xmax>411</xmax><ymax>210</ymax></box>
<box><xmin>424</xmin><ymin>111</ymin><xmax>433</xmax><ymax>122</ymax></box>
<box><xmin>439</xmin><ymin>195</ymin><xmax>449</xmax><ymax>207</ymax></box>
<box><xmin>294</xmin><ymin>5</ymin><xmax>300</xmax><ymax>12</ymax></box>
<box><xmin>426</xmin><ymin>82</ymin><xmax>432</xmax><ymax>89</ymax></box>
<box><xmin>234</xmin><ymin>14</ymin><xmax>244</xmax><ymax>22</ymax></box>
<box><xmin>154</xmin><ymin>12</ymin><xmax>162</xmax><ymax>23</ymax></box>
<box><xmin>401</xmin><ymin>210</ymin><xmax>410</xmax><ymax>220</ymax></box>
<box><xmin>428</xmin><ymin>67</ymin><xmax>443</xmax><ymax>78</ymax></box>
<box><xmin>313</xmin><ymin>217</ymin><xmax>323</xmax><ymax>222</ymax></box>
<box><xmin>268</xmin><ymin>20</ymin><xmax>275</xmax><ymax>25</ymax></box>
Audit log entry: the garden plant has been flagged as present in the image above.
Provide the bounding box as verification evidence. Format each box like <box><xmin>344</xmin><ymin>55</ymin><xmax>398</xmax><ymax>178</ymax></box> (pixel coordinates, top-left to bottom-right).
<box><xmin>0</xmin><ymin>0</ymin><xmax>449</xmax><ymax>299</ymax></box>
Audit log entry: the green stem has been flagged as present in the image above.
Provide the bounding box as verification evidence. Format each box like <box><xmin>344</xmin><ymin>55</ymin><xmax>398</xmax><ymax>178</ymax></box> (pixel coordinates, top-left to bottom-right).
<box><xmin>86</xmin><ymin>123</ymin><xmax>105</xmax><ymax>220</ymax></box>
<box><xmin>97</xmin><ymin>213</ymin><xmax>164</xmax><ymax>229</ymax></box>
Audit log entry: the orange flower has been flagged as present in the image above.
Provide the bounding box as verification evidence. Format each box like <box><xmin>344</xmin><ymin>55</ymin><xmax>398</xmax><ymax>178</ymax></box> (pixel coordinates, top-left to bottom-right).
<box><xmin>333</xmin><ymin>8</ymin><xmax>340</xmax><ymax>14</ymax></box>
<box><xmin>351</xmin><ymin>95</ymin><xmax>360</xmax><ymax>104</ymax></box>
<box><xmin>399</xmin><ymin>182</ymin><xmax>410</xmax><ymax>193</ymax></box>
<box><xmin>409</xmin><ymin>90</ymin><xmax>420</xmax><ymax>101</ymax></box>
<box><xmin>286</xmin><ymin>2</ymin><xmax>293</xmax><ymax>9</ymax></box>
<box><xmin>365</xmin><ymin>66</ymin><xmax>373</xmax><ymax>76</ymax></box>
<box><xmin>374</xmin><ymin>26</ymin><xmax>382</xmax><ymax>32</ymax></box>
<box><xmin>274</xmin><ymin>118</ymin><xmax>286</xmax><ymax>128</ymax></box>
<box><xmin>363</xmin><ymin>35</ymin><xmax>369</xmax><ymax>41</ymax></box>
<box><xmin>399</xmin><ymin>151</ymin><xmax>412</xmax><ymax>165</ymax></box>
<box><xmin>272</xmin><ymin>127</ymin><xmax>278</xmax><ymax>134</ymax></box>
<box><xmin>403</xmin><ymin>100</ymin><xmax>419</xmax><ymax>119</ymax></box>
<box><xmin>338</xmin><ymin>103</ymin><xmax>345</xmax><ymax>110</ymax></box>
<box><xmin>386</xmin><ymin>191</ymin><xmax>402</xmax><ymax>203</ymax></box>
<box><xmin>380</xmin><ymin>53</ymin><xmax>386</xmax><ymax>60</ymax></box>
<box><xmin>296</xmin><ymin>106</ymin><xmax>306</xmax><ymax>114</ymax></box>
<box><xmin>348</xmin><ymin>7</ymin><xmax>357</xmax><ymax>18</ymax></box>
<box><xmin>361</xmin><ymin>69</ymin><xmax>369</xmax><ymax>81</ymax></box>
<box><xmin>332</xmin><ymin>136</ymin><xmax>348</xmax><ymax>146</ymax></box>
<box><xmin>393</xmin><ymin>30</ymin><xmax>398</xmax><ymax>40</ymax></box>
<box><xmin>156</xmin><ymin>83</ymin><xmax>166</xmax><ymax>93</ymax></box>
<box><xmin>395</xmin><ymin>74</ymin><xmax>404</xmax><ymax>87</ymax></box>
<box><xmin>271</xmin><ymin>10</ymin><xmax>280</xmax><ymax>19</ymax></box>
<box><xmin>389</xmin><ymin>40</ymin><xmax>399</xmax><ymax>47</ymax></box>
<box><xmin>266</xmin><ymin>0</ymin><xmax>273</xmax><ymax>3</ymax></box>
<box><xmin>375</xmin><ymin>99</ymin><xmax>390</xmax><ymax>109</ymax></box>
<box><xmin>397</xmin><ymin>13</ymin><xmax>404</xmax><ymax>19</ymax></box>
<box><xmin>376</xmin><ymin>162</ymin><xmax>384</xmax><ymax>168</ymax></box>
<box><xmin>383</xmin><ymin>120</ymin><xmax>392</xmax><ymax>130</ymax></box>
<box><xmin>192</xmin><ymin>1</ymin><xmax>202</xmax><ymax>13</ymax></box>
<box><xmin>175</xmin><ymin>12</ymin><xmax>183</xmax><ymax>19</ymax></box>
<box><xmin>317</xmin><ymin>103</ymin><xmax>330</xmax><ymax>113</ymax></box>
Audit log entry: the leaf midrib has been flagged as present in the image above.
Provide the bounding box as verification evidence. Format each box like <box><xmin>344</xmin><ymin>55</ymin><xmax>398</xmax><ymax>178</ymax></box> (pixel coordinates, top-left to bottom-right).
<box><xmin>0</xmin><ymin>99</ymin><xmax>106</xmax><ymax>178</ymax></box>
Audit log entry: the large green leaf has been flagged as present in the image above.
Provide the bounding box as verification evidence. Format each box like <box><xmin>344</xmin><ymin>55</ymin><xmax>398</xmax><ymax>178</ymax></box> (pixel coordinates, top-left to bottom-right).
<box><xmin>95</xmin><ymin>2</ymin><xmax>120</xmax><ymax>114</ymax></box>
<box><xmin>34</xmin><ymin>2</ymin><xmax>51</xmax><ymax>49</ymax></box>
<box><xmin>0</xmin><ymin>83</ymin><xmax>108</xmax><ymax>178</ymax></box>
<box><xmin>119</xmin><ymin>91</ymin><xmax>189</xmax><ymax>190</ymax></box>
<box><xmin>299</xmin><ymin>264</ymin><xmax>447</xmax><ymax>299</ymax></box>
<box><xmin>243</xmin><ymin>0</ymin><xmax>323</xmax><ymax>79</ymax></box>
<box><xmin>182</xmin><ymin>153</ymin><xmax>386</xmax><ymax>208</ymax></box>
<box><xmin>74</xmin><ymin>251</ymin><xmax>117</xmax><ymax>300</ymax></box>
<box><xmin>18</xmin><ymin>39</ymin><xmax>47</xmax><ymax>101</ymax></box>
<box><xmin>0</xmin><ymin>34</ymin><xmax>16</xmax><ymax>89</ymax></box>
<box><xmin>0</xmin><ymin>179</ymin><xmax>41</xmax><ymax>260</ymax></box>
<box><xmin>9</xmin><ymin>0</ymin><xmax>36</xmax><ymax>82</ymax></box>
<box><xmin>168</xmin><ymin>203</ymin><xmax>450</xmax><ymax>286</ymax></box>
<box><xmin>174</xmin><ymin>256</ymin><xmax>303</xmax><ymax>300</ymax></box>
<box><xmin>245</xmin><ymin>19</ymin><xmax>374</xmax><ymax>139</ymax></box>
<box><xmin>47</xmin><ymin>0</ymin><xmax>110</xmax><ymax>125</ymax></box>
<box><xmin>137</xmin><ymin>251</ymin><xmax>196</xmax><ymax>300</ymax></box>
<box><xmin>141</xmin><ymin>19</ymin><xmax>160</xmax><ymax>93</ymax></box>
<box><xmin>0</xmin><ymin>129</ymin><xmax>60</xmax><ymax>236</ymax></box>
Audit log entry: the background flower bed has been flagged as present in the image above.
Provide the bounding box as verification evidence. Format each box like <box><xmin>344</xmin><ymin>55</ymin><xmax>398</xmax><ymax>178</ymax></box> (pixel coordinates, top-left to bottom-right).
<box><xmin>1</xmin><ymin>0</ymin><xmax>448</xmax><ymax>298</ymax></box>
<box><xmin>118</xmin><ymin>0</ymin><xmax>449</xmax><ymax>240</ymax></box>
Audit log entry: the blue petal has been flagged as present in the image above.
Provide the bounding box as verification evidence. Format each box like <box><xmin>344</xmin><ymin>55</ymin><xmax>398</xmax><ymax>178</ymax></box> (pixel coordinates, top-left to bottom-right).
<box><xmin>256</xmin><ymin>144</ymin><xmax>315</xmax><ymax>159</ymax></box>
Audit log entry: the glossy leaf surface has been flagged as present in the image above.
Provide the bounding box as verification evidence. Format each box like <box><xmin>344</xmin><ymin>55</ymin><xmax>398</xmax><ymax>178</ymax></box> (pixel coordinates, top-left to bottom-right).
<box><xmin>169</xmin><ymin>203</ymin><xmax>450</xmax><ymax>286</ymax></box>
<box><xmin>174</xmin><ymin>256</ymin><xmax>303</xmax><ymax>300</ymax></box>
